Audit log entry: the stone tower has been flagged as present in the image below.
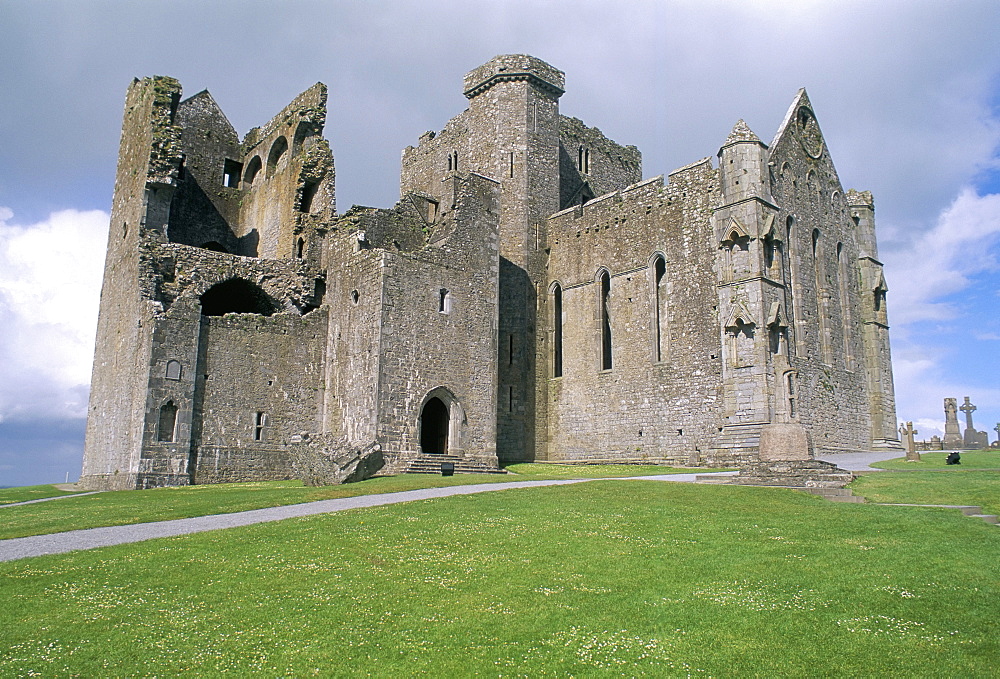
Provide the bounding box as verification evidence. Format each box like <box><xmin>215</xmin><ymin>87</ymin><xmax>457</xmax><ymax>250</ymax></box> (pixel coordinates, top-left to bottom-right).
<box><xmin>849</xmin><ymin>189</ymin><xmax>900</xmax><ymax>447</ymax></box>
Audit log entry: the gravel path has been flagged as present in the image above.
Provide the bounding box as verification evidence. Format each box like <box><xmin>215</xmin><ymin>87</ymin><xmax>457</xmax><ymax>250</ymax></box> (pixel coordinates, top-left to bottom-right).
<box><xmin>0</xmin><ymin>474</ymin><xmax>742</xmax><ymax>563</ymax></box>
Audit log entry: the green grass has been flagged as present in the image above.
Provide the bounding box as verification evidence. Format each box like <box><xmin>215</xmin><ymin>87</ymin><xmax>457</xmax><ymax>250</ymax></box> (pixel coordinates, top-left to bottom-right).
<box><xmin>872</xmin><ymin>450</ymin><xmax>1000</xmax><ymax>470</ymax></box>
<box><xmin>0</xmin><ymin>485</ymin><xmax>86</xmax><ymax>505</ymax></box>
<box><xmin>1</xmin><ymin>481</ymin><xmax>997</xmax><ymax>676</ymax></box>
<box><xmin>0</xmin><ymin>464</ymin><xmax>704</xmax><ymax>540</ymax></box>
<box><xmin>852</xmin><ymin>470</ymin><xmax>1000</xmax><ymax>516</ymax></box>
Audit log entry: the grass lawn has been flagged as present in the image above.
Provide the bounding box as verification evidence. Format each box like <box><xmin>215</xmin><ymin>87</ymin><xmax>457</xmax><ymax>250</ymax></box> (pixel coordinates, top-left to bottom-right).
<box><xmin>872</xmin><ymin>450</ymin><xmax>1000</xmax><ymax>470</ymax></box>
<box><xmin>852</xmin><ymin>469</ymin><xmax>1000</xmax><ymax>516</ymax></box>
<box><xmin>0</xmin><ymin>463</ymin><xmax>707</xmax><ymax>540</ymax></box>
<box><xmin>0</xmin><ymin>485</ymin><xmax>88</xmax><ymax>506</ymax></box>
<box><xmin>1</xmin><ymin>480</ymin><xmax>996</xmax><ymax>676</ymax></box>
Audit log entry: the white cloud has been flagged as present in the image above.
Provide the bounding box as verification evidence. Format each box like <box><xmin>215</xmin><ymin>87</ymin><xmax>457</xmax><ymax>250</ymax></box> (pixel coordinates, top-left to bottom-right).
<box><xmin>0</xmin><ymin>207</ymin><xmax>109</xmax><ymax>422</ymax></box>
<box><xmin>883</xmin><ymin>188</ymin><xmax>1000</xmax><ymax>326</ymax></box>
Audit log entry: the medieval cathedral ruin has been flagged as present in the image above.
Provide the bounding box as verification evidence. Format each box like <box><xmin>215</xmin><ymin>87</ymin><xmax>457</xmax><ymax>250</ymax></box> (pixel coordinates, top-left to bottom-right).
<box><xmin>80</xmin><ymin>55</ymin><xmax>901</xmax><ymax>490</ymax></box>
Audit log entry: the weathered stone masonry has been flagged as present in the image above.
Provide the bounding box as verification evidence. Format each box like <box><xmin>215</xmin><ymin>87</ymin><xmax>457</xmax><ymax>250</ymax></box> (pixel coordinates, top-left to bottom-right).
<box><xmin>81</xmin><ymin>55</ymin><xmax>900</xmax><ymax>489</ymax></box>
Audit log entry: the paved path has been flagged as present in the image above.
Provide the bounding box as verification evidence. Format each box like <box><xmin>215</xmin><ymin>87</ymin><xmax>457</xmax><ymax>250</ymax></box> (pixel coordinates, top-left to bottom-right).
<box><xmin>1</xmin><ymin>491</ymin><xmax>102</xmax><ymax>508</ymax></box>
<box><xmin>0</xmin><ymin>474</ymin><xmax>740</xmax><ymax>563</ymax></box>
<box><xmin>817</xmin><ymin>450</ymin><xmax>902</xmax><ymax>471</ymax></box>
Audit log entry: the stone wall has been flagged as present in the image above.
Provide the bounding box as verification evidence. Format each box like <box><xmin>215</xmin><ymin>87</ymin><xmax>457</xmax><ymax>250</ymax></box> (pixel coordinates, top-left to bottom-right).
<box><xmin>544</xmin><ymin>162</ymin><xmax>723</xmax><ymax>463</ymax></box>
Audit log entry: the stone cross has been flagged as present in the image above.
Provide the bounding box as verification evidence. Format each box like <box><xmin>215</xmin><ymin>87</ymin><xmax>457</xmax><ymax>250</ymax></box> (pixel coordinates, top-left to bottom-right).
<box><xmin>903</xmin><ymin>421</ymin><xmax>920</xmax><ymax>461</ymax></box>
<box><xmin>994</xmin><ymin>423</ymin><xmax>1000</xmax><ymax>446</ymax></box>
<box><xmin>960</xmin><ymin>397</ymin><xmax>977</xmax><ymax>431</ymax></box>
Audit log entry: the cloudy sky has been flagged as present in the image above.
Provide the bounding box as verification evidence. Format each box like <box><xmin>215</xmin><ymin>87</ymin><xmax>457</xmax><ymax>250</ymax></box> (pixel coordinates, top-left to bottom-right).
<box><xmin>2</xmin><ymin>0</ymin><xmax>999</xmax><ymax>485</ymax></box>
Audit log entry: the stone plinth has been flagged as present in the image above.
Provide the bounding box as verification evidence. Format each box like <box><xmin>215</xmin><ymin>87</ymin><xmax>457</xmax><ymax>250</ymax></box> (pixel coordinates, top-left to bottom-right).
<box><xmin>728</xmin><ymin>459</ymin><xmax>854</xmax><ymax>489</ymax></box>
<box><xmin>758</xmin><ymin>423</ymin><xmax>813</xmax><ymax>461</ymax></box>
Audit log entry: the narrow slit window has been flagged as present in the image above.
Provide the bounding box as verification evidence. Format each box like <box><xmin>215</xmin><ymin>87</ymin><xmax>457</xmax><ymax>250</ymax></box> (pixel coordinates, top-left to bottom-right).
<box><xmin>553</xmin><ymin>283</ymin><xmax>563</xmax><ymax>377</ymax></box>
<box><xmin>508</xmin><ymin>334</ymin><xmax>515</xmax><ymax>365</ymax></box>
<box><xmin>439</xmin><ymin>288</ymin><xmax>451</xmax><ymax>314</ymax></box>
<box><xmin>653</xmin><ymin>255</ymin><xmax>667</xmax><ymax>361</ymax></box>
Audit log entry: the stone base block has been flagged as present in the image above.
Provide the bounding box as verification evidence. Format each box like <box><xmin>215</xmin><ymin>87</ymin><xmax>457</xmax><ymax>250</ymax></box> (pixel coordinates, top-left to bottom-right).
<box><xmin>728</xmin><ymin>459</ymin><xmax>854</xmax><ymax>489</ymax></box>
<box><xmin>758</xmin><ymin>423</ymin><xmax>813</xmax><ymax>461</ymax></box>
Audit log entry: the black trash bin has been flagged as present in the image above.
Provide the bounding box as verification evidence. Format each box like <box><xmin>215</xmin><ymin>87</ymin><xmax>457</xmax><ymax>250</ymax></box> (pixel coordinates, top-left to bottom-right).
<box><xmin>441</xmin><ymin>462</ymin><xmax>455</xmax><ymax>476</ymax></box>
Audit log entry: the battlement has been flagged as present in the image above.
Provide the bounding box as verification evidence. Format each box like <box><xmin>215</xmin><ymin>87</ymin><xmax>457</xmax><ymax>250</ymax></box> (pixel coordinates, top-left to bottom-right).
<box><xmin>463</xmin><ymin>54</ymin><xmax>565</xmax><ymax>100</ymax></box>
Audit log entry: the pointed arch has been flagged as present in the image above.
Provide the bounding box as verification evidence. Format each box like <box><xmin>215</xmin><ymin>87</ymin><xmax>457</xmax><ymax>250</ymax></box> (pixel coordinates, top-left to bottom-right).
<box><xmin>243</xmin><ymin>156</ymin><xmax>262</xmax><ymax>188</ymax></box>
<box><xmin>267</xmin><ymin>136</ymin><xmax>288</xmax><ymax>177</ymax></box>
<box><xmin>550</xmin><ymin>281</ymin><xmax>564</xmax><ymax>377</ymax></box>
<box><xmin>649</xmin><ymin>252</ymin><xmax>668</xmax><ymax>361</ymax></box>
<box><xmin>597</xmin><ymin>268</ymin><xmax>612</xmax><ymax>370</ymax></box>
<box><xmin>418</xmin><ymin>387</ymin><xmax>466</xmax><ymax>455</ymax></box>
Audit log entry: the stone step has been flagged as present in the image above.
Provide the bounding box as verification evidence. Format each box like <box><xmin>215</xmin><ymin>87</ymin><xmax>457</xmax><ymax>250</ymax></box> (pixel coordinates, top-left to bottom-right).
<box><xmin>401</xmin><ymin>454</ymin><xmax>505</xmax><ymax>475</ymax></box>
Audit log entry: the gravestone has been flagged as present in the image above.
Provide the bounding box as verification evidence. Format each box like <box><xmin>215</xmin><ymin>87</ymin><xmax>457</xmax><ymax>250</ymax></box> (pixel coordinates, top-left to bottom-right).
<box><xmin>902</xmin><ymin>421</ymin><xmax>920</xmax><ymax>461</ymax></box>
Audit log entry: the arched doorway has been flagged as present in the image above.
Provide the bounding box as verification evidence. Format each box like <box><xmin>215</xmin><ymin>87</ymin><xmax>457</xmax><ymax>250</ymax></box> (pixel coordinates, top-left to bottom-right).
<box><xmin>420</xmin><ymin>397</ymin><xmax>449</xmax><ymax>454</ymax></box>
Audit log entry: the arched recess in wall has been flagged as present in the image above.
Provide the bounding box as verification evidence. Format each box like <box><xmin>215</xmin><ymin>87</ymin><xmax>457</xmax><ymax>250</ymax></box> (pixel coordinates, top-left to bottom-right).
<box><xmin>649</xmin><ymin>253</ymin><xmax>668</xmax><ymax>361</ymax></box>
<box><xmin>597</xmin><ymin>268</ymin><xmax>612</xmax><ymax>370</ymax></box>
<box><xmin>292</xmin><ymin>121</ymin><xmax>315</xmax><ymax>155</ymax></box>
<box><xmin>418</xmin><ymin>387</ymin><xmax>465</xmax><ymax>455</ymax></box>
<box><xmin>785</xmin><ymin>215</ymin><xmax>800</xmax><ymax>352</ymax></box>
<box><xmin>836</xmin><ymin>242</ymin><xmax>853</xmax><ymax>368</ymax></box>
<box><xmin>725</xmin><ymin>312</ymin><xmax>756</xmax><ymax>369</ymax></box>
<box><xmin>812</xmin><ymin>228</ymin><xmax>832</xmax><ymax>363</ymax></box>
<box><xmin>243</xmin><ymin>156</ymin><xmax>262</xmax><ymax>188</ymax></box>
<box><xmin>200</xmin><ymin>278</ymin><xmax>278</xmax><ymax>317</ymax></box>
<box><xmin>267</xmin><ymin>136</ymin><xmax>289</xmax><ymax>177</ymax></box>
<box><xmin>550</xmin><ymin>281</ymin><xmax>563</xmax><ymax>377</ymax></box>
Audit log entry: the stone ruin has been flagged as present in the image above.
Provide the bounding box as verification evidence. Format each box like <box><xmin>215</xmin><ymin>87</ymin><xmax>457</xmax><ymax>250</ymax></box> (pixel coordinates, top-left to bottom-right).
<box><xmin>79</xmin><ymin>55</ymin><xmax>901</xmax><ymax>490</ymax></box>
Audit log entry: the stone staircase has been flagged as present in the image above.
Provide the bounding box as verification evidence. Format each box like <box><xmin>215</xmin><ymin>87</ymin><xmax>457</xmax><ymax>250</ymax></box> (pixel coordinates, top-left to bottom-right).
<box><xmin>400</xmin><ymin>453</ymin><xmax>506</xmax><ymax>476</ymax></box>
<box><xmin>704</xmin><ymin>423</ymin><xmax>762</xmax><ymax>461</ymax></box>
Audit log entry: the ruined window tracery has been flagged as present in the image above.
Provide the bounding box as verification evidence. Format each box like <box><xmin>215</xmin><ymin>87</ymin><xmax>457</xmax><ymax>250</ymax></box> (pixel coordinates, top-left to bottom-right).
<box><xmin>813</xmin><ymin>229</ymin><xmax>832</xmax><ymax>363</ymax></box>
